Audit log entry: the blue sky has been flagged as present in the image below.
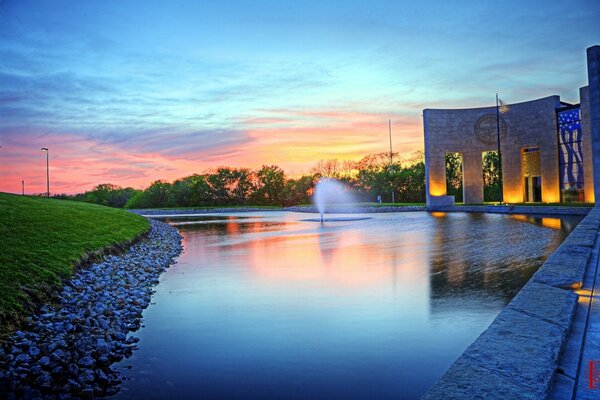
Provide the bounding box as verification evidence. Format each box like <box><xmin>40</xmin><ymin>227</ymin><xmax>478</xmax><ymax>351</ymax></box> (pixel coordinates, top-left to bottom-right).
<box><xmin>0</xmin><ymin>0</ymin><xmax>598</xmax><ymax>193</ymax></box>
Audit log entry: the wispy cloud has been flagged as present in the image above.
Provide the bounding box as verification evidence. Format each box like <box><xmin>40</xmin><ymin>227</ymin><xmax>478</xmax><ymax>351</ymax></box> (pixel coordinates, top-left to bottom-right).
<box><xmin>0</xmin><ymin>0</ymin><xmax>597</xmax><ymax>193</ymax></box>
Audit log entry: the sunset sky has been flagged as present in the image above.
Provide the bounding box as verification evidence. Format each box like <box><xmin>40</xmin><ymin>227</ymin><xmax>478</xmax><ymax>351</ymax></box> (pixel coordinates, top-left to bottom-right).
<box><xmin>0</xmin><ymin>0</ymin><xmax>598</xmax><ymax>194</ymax></box>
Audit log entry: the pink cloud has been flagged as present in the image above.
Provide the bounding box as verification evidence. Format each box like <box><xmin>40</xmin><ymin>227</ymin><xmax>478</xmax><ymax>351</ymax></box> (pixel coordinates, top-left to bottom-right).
<box><xmin>0</xmin><ymin>110</ymin><xmax>424</xmax><ymax>194</ymax></box>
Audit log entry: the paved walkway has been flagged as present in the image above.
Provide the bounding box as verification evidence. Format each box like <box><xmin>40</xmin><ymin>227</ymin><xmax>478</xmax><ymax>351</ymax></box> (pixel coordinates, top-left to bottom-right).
<box><xmin>551</xmin><ymin>220</ymin><xmax>600</xmax><ymax>399</ymax></box>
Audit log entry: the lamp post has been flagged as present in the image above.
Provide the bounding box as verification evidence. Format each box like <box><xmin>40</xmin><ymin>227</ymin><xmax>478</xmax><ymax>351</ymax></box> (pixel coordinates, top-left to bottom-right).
<box><xmin>41</xmin><ymin>148</ymin><xmax>49</xmax><ymax>197</ymax></box>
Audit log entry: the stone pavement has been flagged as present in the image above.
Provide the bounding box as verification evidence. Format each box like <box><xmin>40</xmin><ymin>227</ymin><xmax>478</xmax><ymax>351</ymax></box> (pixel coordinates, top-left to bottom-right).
<box><xmin>550</xmin><ymin>209</ymin><xmax>600</xmax><ymax>399</ymax></box>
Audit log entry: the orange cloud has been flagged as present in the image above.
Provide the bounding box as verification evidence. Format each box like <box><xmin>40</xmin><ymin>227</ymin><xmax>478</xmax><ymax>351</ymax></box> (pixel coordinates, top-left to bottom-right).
<box><xmin>0</xmin><ymin>109</ymin><xmax>423</xmax><ymax>194</ymax></box>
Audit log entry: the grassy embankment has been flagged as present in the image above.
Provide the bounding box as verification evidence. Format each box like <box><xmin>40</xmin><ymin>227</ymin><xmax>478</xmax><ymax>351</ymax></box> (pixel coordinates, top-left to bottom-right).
<box><xmin>0</xmin><ymin>193</ymin><xmax>149</xmax><ymax>335</ymax></box>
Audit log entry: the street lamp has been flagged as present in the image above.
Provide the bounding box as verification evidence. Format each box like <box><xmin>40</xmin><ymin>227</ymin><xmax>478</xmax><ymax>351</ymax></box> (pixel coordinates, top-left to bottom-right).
<box><xmin>41</xmin><ymin>148</ymin><xmax>49</xmax><ymax>197</ymax></box>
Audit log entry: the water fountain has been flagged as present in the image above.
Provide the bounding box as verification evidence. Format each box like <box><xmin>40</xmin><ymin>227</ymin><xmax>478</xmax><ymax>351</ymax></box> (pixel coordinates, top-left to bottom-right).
<box><xmin>309</xmin><ymin>178</ymin><xmax>370</xmax><ymax>222</ymax></box>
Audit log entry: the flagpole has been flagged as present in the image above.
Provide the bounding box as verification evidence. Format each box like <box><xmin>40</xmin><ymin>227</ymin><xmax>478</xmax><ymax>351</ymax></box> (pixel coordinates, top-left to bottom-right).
<box><xmin>496</xmin><ymin>93</ymin><xmax>503</xmax><ymax>204</ymax></box>
<box><xmin>389</xmin><ymin>119</ymin><xmax>395</xmax><ymax>203</ymax></box>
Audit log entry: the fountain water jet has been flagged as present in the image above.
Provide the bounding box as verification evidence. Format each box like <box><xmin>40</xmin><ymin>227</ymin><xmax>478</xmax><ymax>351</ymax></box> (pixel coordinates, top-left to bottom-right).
<box><xmin>310</xmin><ymin>178</ymin><xmax>369</xmax><ymax>222</ymax></box>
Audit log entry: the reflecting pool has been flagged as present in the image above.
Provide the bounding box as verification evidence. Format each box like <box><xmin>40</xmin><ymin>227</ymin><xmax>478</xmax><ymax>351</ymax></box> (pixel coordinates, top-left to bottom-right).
<box><xmin>114</xmin><ymin>211</ymin><xmax>581</xmax><ymax>399</ymax></box>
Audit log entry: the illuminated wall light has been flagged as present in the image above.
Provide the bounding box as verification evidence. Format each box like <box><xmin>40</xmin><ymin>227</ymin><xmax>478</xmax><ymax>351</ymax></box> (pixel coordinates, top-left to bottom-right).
<box><xmin>428</xmin><ymin>178</ymin><xmax>446</xmax><ymax>196</ymax></box>
<box><xmin>543</xmin><ymin>193</ymin><xmax>560</xmax><ymax>203</ymax></box>
<box><xmin>503</xmin><ymin>189</ymin><xmax>522</xmax><ymax>204</ymax></box>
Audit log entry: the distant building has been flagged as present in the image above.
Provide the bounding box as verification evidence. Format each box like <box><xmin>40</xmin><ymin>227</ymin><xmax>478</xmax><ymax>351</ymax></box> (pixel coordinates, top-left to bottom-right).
<box><xmin>423</xmin><ymin>46</ymin><xmax>600</xmax><ymax>207</ymax></box>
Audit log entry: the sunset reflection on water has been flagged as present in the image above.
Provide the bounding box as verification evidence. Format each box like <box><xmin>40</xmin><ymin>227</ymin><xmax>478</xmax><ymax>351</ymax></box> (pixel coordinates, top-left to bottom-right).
<box><xmin>116</xmin><ymin>211</ymin><xmax>580</xmax><ymax>400</ymax></box>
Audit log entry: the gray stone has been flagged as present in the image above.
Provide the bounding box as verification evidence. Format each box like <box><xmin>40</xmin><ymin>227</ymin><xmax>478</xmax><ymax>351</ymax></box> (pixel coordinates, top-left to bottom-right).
<box><xmin>14</xmin><ymin>353</ymin><xmax>31</xmax><ymax>365</ymax></box>
<box><xmin>461</xmin><ymin>308</ymin><xmax>566</xmax><ymax>397</ymax></box>
<box><xmin>421</xmin><ymin>356</ymin><xmax>540</xmax><ymax>400</ymax></box>
<box><xmin>532</xmin><ymin>245</ymin><xmax>591</xmax><ymax>289</ymax></box>
<box><xmin>587</xmin><ymin>46</ymin><xmax>600</xmax><ymax>205</ymax></box>
<box><xmin>532</xmin><ymin>261</ymin><xmax>586</xmax><ymax>289</ymax></box>
<box><xmin>507</xmin><ymin>282</ymin><xmax>577</xmax><ymax>330</ymax></box>
<box><xmin>562</xmin><ymin>232</ymin><xmax>596</xmax><ymax>248</ymax></box>
<box><xmin>79</xmin><ymin>369</ymin><xmax>95</xmax><ymax>383</ymax></box>
<box><xmin>34</xmin><ymin>372</ymin><xmax>52</xmax><ymax>388</ymax></box>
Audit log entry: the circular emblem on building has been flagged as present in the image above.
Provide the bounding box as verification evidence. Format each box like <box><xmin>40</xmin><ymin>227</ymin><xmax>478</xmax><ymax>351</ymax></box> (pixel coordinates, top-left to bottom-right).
<box><xmin>475</xmin><ymin>114</ymin><xmax>507</xmax><ymax>144</ymax></box>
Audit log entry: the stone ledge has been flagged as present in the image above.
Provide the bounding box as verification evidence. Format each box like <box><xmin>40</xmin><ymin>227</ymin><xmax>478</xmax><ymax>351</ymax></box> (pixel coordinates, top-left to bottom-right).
<box><xmin>532</xmin><ymin>260</ymin><xmax>588</xmax><ymax>289</ymax></box>
<box><xmin>422</xmin><ymin>308</ymin><xmax>570</xmax><ymax>399</ymax></box>
<box><xmin>422</xmin><ymin>356</ymin><xmax>540</xmax><ymax>400</ymax></box>
<box><xmin>422</xmin><ymin>207</ymin><xmax>599</xmax><ymax>400</ymax></box>
<box><xmin>427</xmin><ymin>205</ymin><xmax>592</xmax><ymax>216</ymax></box>
<box><xmin>532</xmin><ymin>245</ymin><xmax>591</xmax><ymax>289</ymax></box>
<box><xmin>507</xmin><ymin>282</ymin><xmax>578</xmax><ymax>330</ymax></box>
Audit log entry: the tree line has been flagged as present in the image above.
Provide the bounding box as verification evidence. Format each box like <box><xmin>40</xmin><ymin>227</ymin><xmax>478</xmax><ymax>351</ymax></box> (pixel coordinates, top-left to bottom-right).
<box><xmin>445</xmin><ymin>151</ymin><xmax>501</xmax><ymax>203</ymax></box>
<box><xmin>58</xmin><ymin>151</ymin><xmax>426</xmax><ymax>208</ymax></box>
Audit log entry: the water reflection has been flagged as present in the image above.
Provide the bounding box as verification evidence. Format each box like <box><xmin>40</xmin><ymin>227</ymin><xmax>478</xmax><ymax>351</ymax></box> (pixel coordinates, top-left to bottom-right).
<box><xmin>114</xmin><ymin>211</ymin><xmax>580</xmax><ymax>400</ymax></box>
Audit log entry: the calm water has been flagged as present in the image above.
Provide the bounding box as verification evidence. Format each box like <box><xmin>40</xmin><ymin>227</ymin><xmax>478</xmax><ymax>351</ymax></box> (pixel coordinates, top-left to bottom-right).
<box><xmin>114</xmin><ymin>211</ymin><xmax>580</xmax><ymax>400</ymax></box>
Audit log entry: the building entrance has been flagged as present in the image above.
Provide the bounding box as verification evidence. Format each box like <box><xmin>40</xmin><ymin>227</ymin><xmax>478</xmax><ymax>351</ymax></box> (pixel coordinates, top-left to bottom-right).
<box><xmin>523</xmin><ymin>147</ymin><xmax>542</xmax><ymax>202</ymax></box>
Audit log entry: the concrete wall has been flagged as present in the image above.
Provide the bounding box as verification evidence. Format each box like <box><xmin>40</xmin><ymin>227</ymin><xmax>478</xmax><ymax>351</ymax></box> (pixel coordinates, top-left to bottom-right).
<box><xmin>424</xmin><ymin>96</ymin><xmax>562</xmax><ymax>206</ymax></box>
<box><xmin>588</xmin><ymin>46</ymin><xmax>600</xmax><ymax>205</ymax></box>
<box><xmin>580</xmin><ymin>86</ymin><xmax>596</xmax><ymax>203</ymax></box>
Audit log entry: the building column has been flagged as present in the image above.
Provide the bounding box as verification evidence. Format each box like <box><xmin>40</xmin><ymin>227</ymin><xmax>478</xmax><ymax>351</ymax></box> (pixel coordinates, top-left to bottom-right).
<box><xmin>462</xmin><ymin>151</ymin><xmax>484</xmax><ymax>204</ymax></box>
<box><xmin>588</xmin><ymin>45</ymin><xmax>600</xmax><ymax>205</ymax></box>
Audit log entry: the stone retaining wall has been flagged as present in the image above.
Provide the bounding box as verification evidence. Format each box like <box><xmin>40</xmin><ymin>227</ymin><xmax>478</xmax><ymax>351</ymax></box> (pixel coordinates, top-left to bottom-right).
<box><xmin>429</xmin><ymin>204</ymin><xmax>592</xmax><ymax>216</ymax></box>
<box><xmin>422</xmin><ymin>207</ymin><xmax>600</xmax><ymax>399</ymax></box>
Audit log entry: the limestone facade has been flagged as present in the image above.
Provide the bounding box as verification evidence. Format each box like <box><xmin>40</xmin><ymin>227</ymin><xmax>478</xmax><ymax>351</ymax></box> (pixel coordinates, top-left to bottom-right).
<box><xmin>587</xmin><ymin>45</ymin><xmax>600</xmax><ymax>205</ymax></box>
<box><xmin>424</xmin><ymin>46</ymin><xmax>599</xmax><ymax>207</ymax></box>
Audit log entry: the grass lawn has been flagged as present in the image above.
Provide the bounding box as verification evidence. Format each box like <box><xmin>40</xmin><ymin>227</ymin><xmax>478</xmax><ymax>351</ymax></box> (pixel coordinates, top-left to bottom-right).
<box><xmin>0</xmin><ymin>193</ymin><xmax>149</xmax><ymax>335</ymax></box>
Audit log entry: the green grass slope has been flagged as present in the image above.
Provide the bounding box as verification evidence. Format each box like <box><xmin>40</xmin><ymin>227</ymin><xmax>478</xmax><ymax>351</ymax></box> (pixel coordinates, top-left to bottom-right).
<box><xmin>0</xmin><ymin>193</ymin><xmax>149</xmax><ymax>334</ymax></box>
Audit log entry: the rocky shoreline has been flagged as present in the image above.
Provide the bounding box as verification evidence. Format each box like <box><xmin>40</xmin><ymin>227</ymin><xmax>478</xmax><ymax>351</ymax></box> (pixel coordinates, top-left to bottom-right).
<box><xmin>0</xmin><ymin>219</ymin><xmax>182</xmax><ymax>399</ymax></box>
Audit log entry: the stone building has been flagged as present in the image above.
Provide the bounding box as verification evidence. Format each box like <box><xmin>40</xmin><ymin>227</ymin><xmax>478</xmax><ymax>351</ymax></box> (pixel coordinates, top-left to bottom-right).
<box><xmin>424</xmin><ymin>45</ymin><xmax>600</xmax><ymax>207</ymax></box>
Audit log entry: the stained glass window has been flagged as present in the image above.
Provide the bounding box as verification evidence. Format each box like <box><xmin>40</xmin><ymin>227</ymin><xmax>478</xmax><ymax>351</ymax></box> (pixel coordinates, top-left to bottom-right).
<box><xmin>557</xmin><ymin>107</ymin><xmax>584</xmax><ymax>202</ymax></box>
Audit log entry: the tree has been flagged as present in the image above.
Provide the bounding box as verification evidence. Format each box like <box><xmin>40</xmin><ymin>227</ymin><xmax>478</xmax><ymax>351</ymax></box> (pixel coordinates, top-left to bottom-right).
<box><xmin>253</xmin><ymin>165</ymin><xmax>286</xmax><ymax>205</ymax></box>
<box><xmin>206</xmin><ymin>167</ymin><xmax>235</xmax><ymax>205</ymax></box>
<box><xmin>482</xmin><ymin>151</ymin><xmax>501</xmax><ymax>202</ymax></box>
<box><xmin>445</xmin><ymin>153</ymin><xmax>463</xmax><ymax>203</ymax></box>
<box><xmin>284</xmin><ymin>174</ymin><xmax>316</xmax><ymax>206</ymax></box>
<box><xmin>125</xmin><ymin>180</ymin><xmax>171</xmax><ymax>208</ymax></box>
<box><xmin>75</xmin><ymin>183</ymin><xmax>139</xmax><ymax>208</ymax></box>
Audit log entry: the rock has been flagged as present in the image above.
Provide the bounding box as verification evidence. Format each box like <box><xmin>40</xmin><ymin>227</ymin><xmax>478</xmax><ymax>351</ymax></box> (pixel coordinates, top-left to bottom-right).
<box><xmin>30</xmin><ymin>364</ymin><xmax>42</xmax><ymax>375</ymax></box>
<box><xmin>49</xmin><ymin>349</ymin><xmax>66</xmax><ymax>363</ymax></box>
<box><xmin>68</xmin><ymin>363</ymin><xmax>79</xmax><ymax>376</ymax></box>
<box><xmin>14</xmin><ymin>353</ymin><xmax>31</xmax><ymax>365</ymax></box>
<box><xmin>51</xmin><ymin>365</ymin><xmax>64</xmax><ymax>374</ymax></box>
<box><xmin>125</xmin><ymin>336</ymin><xmax>139</xmax><ymax>345</ymax></box>
<box><xmin>28</xmin><ymin>347</ymin><xmax>40</xmax><ymax>358</ymax></box>
<box><xmin>38</xmin><ymin>356</ymin><xmax>50</xmax><ymax>367</ymax></box>
<box><xmin>0</xmin><ymin>219</ymin><xmax>182</xmax><ymax>398</ymax></box>
<box><xmin>80</xmin><ymin>369</ymin><xmax>95</xmax><ymax>383</ymax></box>
<box><xmin>35</xmin><ymin>372</ymin><xmax>52</xmax><ymax>388</ymax></box>
<box><xmin>78</xmin><ymin>356</ymin><xmax>94</xmax><ymax>368</ymax></box>
<box><xmin>96</xmin><ymin>338</ymin><xmax>109</xmax><ymax>353</ymax></box>
<box><xmin>96</xmin><ymin>369</ymin><xmax>108</xmax><ymax>383</ymax></box>
<box><xmin>82</xmin><ymin>385</ymin><xmax>95</xmax><ymax>396</ymax></box>
<box><xmin>14</xmin><ymin>366</ymin><xmax>30</xmax><ymax>375</ymax></box>
<box><xmin>22</xmin><ymin>387</ymin><xmax>42</xmax><ymax>400</ymax></box>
